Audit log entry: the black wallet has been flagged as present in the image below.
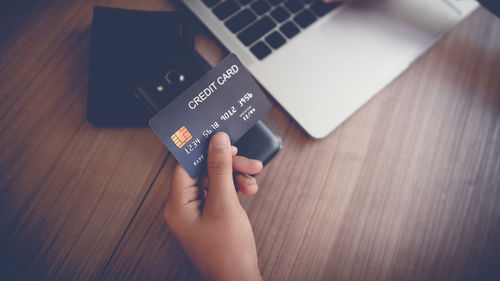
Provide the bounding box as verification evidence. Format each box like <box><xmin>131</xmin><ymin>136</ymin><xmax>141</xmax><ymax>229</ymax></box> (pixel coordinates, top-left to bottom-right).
<box><xmin>88</xmin><ymin>7</ymin><xmax>281</xmax><ymax>164</ymax></box>
<box><xmin>87</xmin><ymin>6</ymin><xmax>193</xmax><ymax>126</ymax></box>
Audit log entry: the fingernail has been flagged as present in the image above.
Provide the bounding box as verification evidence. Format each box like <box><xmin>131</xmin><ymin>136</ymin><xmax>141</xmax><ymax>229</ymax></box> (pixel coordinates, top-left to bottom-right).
<box><xmin>231</xmin><ymin>146</ymin><xmax>238</xmax><ymax>154</ymax></box>
<box><xmin>245</xmin><ymin>175</ymin><xmax>256</xmax><ymax>184</ymax></box>
<box><xmin>212</xmin><ymin>132</ymin><xmax>230</xmax><ymax>148</ymax></box>
<box><xmin>252</xmin><ymin>160</ymin><xmax>263</xmax><ymax>169</ymax></box>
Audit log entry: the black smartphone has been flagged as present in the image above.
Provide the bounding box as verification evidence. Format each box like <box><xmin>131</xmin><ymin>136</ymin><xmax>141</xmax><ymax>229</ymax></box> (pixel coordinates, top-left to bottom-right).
<box><xmin>132</xmin><ymin>51</ymin><xmax>281</xmax><ymax>165</ymax></box>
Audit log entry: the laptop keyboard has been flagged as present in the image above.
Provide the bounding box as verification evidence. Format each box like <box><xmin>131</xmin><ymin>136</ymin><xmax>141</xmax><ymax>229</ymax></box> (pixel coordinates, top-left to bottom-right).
<box><xmin>202</xmin><ymin>0</ymin><xmax>342</xmax><ymax>60</ymax></box>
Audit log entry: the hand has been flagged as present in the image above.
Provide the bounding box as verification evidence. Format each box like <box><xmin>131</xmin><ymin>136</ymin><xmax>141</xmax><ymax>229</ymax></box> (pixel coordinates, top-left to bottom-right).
<box><xmin>198</xmin><ymin>143</ymin><xmax>262</xmax><ymax>196</ymax></box>
<box><xmin>164</xmin><ymin>132</ymin><xmax>263</xmax><ymax>281</ymax></box>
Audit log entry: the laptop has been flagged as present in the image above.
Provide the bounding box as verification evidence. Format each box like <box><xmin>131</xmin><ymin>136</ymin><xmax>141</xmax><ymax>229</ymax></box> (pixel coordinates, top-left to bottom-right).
<box><xmin>183</xmin><ymin>0</ymin><xmax>478</xmax><ymax>138</ymax></box>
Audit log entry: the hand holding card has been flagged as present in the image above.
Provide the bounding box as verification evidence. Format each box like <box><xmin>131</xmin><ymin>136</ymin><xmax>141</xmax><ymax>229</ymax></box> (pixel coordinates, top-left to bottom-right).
<box><xmin>149</xmin><ymin>54</ymin><xmax>272</xmax><ymax>178</ymax></box>
<box><xmin>164</xmin><ymin>131</ymin><xmax>263</xmax><ymax>281</ymax></box>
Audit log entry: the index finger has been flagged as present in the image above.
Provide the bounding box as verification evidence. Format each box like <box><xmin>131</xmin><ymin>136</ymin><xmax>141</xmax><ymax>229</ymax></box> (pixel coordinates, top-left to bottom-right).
<box><xmin>169</xmin><ymin>163</ymin><xmax>198</xmax><ymax>203</ymax></box>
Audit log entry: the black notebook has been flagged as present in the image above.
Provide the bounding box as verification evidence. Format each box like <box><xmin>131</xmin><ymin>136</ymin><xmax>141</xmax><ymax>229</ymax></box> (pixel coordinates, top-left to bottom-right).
<box><xmin>87</xmin><ymin>6</ymin><xmax>193</xmax><ymax>126</ymax></box>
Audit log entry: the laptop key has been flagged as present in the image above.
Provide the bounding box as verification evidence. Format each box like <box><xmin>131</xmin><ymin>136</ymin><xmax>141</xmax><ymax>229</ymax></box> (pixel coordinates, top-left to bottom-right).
<box><xmin>265</xmin><ymin>31</ymin><xmax>286</xmax><ymax>49</ymax></box>
<box><xmin>271</xmin><ymin>7</ymin><xmax>290</xmax><ymax>23</ymax></box>
<box><xmin>251</xmin><ymin>0</ymin><xmax>271</xmax><ymax>15</ymax></box>
<box><xmin>280</xmin><ymin>21</ymin><xmax>300</xmax><ymax>38</ymax></box>
<box><xmin>268</xmin><ymin>0</ymin><xmax>286</xmax><ymax>6</ymax></box>
<box><xmin>213</xmin><ymin>0</ymin><xmax>240</xmax><ymax>20</ymax></box>
<box><xmin>203</xmin><ymin>0</ymin><xmax>221</xmax><ymax>8</ymax></box>
<box><xmin>250</xmin><ymin>41</ymin><xmax>272</xmax><ymax>60</ymax></box>
<box><xmin>284</xmin><ymin>0</ymin><xmax>304</xmax><ymax>13</ymax></box>
<box><xmin>225</xmin><ymin>9</ymin><xmax>257</xmax><ymax>33</ymax></box>
<box><xmin>294</xmin><ymin>9</ymin><xmax>316</xmax><ymax>28</ymax></box>
<box><xmin>310</xmin><ymin>2</ymin><xmax>341</xmax><ymax>17</ymax></box>
<box><xmin>237</xmin><ymin>0</ymin><xmax>253</xmax><ymax>5</ymax></box>
<box><xmin>238</xmin><ymin>16</ymin><xmax>276</xmax><ymax>46</ymax></box>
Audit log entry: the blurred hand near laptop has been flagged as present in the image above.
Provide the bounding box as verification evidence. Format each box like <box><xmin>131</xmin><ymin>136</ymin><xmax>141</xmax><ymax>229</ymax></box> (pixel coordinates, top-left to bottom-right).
<box><xmin>323</xmin><ymin>0</ymin><xmax>500</xmax><ymax>17</ymax></box>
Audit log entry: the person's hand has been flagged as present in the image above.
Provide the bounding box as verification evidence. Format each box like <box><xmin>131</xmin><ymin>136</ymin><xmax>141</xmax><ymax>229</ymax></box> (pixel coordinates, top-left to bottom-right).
<box><xmin>164</xmin><ymin>132</ymin><xmax>263</xmax><ymax>281</ymax></box>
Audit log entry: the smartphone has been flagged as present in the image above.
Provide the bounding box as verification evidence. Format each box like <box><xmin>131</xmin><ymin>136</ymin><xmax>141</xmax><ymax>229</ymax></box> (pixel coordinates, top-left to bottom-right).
<box><xmin>132</xmin><ymin>50</ymin><xmax>281</xmax><ymax>165</ymax></box>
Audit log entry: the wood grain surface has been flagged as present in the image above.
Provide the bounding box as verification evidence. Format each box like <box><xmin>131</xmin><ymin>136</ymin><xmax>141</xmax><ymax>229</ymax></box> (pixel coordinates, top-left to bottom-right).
<box><xmin>1</xmin><ymin>1</ymin><xmax>499</xmax><ymax>281</ymax></box>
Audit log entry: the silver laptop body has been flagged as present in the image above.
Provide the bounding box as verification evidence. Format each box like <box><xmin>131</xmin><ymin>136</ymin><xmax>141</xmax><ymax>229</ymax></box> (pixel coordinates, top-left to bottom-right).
<box><xmin>183</xmin><ymin>0</ymin><xmax>478</xmax><ymax>138</ymax></box>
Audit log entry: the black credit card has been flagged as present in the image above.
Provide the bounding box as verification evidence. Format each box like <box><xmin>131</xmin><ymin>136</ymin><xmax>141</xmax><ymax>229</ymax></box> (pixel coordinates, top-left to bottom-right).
<box><xmin>149</xmin><ymin>54</ymin><xmax>272</xmax><ymax>178</ymax></box>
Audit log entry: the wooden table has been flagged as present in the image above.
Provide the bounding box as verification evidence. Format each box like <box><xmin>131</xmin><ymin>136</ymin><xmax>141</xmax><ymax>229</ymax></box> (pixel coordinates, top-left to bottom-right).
<box><xmin>1</xmin><ymin>1</ymin><xmax>499</xmax><ymax>280</ymax></box>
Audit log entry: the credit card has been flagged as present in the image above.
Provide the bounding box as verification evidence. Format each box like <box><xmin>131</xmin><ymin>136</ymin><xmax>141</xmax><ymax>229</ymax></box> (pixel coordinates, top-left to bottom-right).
<box><xmin>149</xmin><ymin>54</ymin><xmax>272</xmax><ymax>178</ymax></box>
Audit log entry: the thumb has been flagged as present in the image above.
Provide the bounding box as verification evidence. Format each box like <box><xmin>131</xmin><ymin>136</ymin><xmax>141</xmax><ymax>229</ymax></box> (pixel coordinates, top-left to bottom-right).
<box><xmin>205</xmin><ymin>132</ymin><xmax>239</xmax><ymax>206</ymax></box>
